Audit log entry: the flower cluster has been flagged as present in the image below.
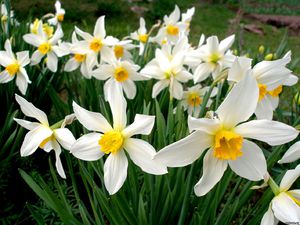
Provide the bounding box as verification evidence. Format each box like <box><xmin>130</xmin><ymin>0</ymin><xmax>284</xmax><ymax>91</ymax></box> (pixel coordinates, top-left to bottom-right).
<box><xmin>3</xmin><ymin>2</ymin><xmax>300</xmax><ymax>224</ymax></box>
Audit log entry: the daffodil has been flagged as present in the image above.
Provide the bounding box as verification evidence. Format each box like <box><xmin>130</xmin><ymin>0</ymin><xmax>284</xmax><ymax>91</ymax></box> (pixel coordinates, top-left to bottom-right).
<box><xmin>152</xmin><ymin>5</ymin><xmax>187</xmax><ymax>44</ymax></box>
<box><xmin>14</xmin><ymin>94</ymin><xmax>76</xmax><ymax>178</ymax></box>
<box><xmin>48</xmin><ymin>1</ymin><xmax>65</xmax><ymax>26</ymax></box>
<box><xmin>0</xmin><ymin>39</ymin><xmax>31</xmax><ymax>95</ymax></box>
<box><xmin>92</xmin><ymin>49</ymin><xmax>147</xmax><ymax>100</ymax></box>
<box><xmin>130</xmin><ymin>17</ymin><xmax>150</xmax><ymax>55</ymax></box>
<box><xmin>1</xmin><ymin>3</ymin><xmax>18</xmax><ymax>31</ymax></box>
<box><xmin>155</xmin><ymin>74</ymin><xmax>298</xmax><ymax>196</ymax></box>
<box><xmin>261</xmin><ymin>165</ymin><xmax>300</xmax><ymax>224</ymax></box>
<box><xmin>73</xmin><ymin>16</ymin><xmax>118</xmax><ymax>64</ymax></box>
<box><xmin>181</xmin><ymin>84</ymin><xmax>217</xmax><ymax>116</ymax></box>
<box><xmin>228</xmin><ymin>53</ymin><xmax>298</xmax><ymax>120</ymax></box>
<box><xmin>64</xmin><ymin>32</ymin><xmax>97</xmax><ymax>78</ymax></box>
<box><xmin>23</xmin><ymin>20</ymin><xmax>68</xmax><ymax>72</ymax></box>
<box><xmin>193</xmin><ymin>35</ymin><xmax>235</xmax><ymax>83</ymax></box>
<box><xmin>141</xmin><ymin>48</ymin><xmax>193</xmax><ymax>100</ymax></box>
<box><xmin>70</xmin><ymin>86</ymin><xmax>167</xmax><ymax>195</ymax></box>
<box><xmin>30</xmin><ymin>18</ymin><xmax>54</xmax><ymax>38</ymax></box>
<box><xmin>112</xmin><ymin>39</ymin><xmax>135</xmax><ymax>61</ymax></box>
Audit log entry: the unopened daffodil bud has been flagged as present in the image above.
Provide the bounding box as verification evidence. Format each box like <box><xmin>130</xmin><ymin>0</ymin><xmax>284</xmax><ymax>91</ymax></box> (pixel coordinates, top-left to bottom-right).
<box><xmin>265</xmin><ymin>53</ymin><xmax>273</xmax><ymax>61</ymax></box>
<box><xmin>258</xmin><ymin>45</ymin><xmax>265</xmax><ymax>54</ymax></box>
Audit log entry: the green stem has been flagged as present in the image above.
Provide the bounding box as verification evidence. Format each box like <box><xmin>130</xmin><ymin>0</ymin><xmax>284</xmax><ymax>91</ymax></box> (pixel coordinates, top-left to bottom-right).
<box><xmin>50</xmin><ymin>119</ymin><xmax>64</xmax><ymax>129</ymax></box>
<box><xmin>267</xmin><ymin>176</ymin><xmax>280</xmax><ymax>196</ymax></box>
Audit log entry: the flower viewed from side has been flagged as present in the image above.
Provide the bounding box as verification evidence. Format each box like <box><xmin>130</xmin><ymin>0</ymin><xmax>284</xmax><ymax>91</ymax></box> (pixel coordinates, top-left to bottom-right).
<box><xmin>14</xmin><ymin>95</ymin><xmax>76</xmax><ymax>178</ymax></box>
<box><xmin>70</xmin><ymin>86</ymin><xmax>167</xmax><ymax>195</ymax></box>
<box><xmin>30</xmin><ymin>19</ymin><xmax>54</xmax><ymax>38</ymax></box>
<box><xmin>261</xmin><ymin>165</ymin><xmax>300</xmax><ymax>225</ymax></box>
<box><xmin>48</xmin><ymin>0</ymin><xmax>65</xmax><ymax>26</ymax></box>
<box><xmin>141</xmin><ymin>48</ymin><xmax>193</xmax><ymax>100</ymax></box>
<box><xmin>92</xmin><ymin>49</ymin><xmax>147</xmax><ymax>100</ymax></box>
<box><xmin>64</xmin><ymin>32</ymin><xmax>97</xmax><ymax>78</ymax></box>
<box><xmin>181</xmin><ymin>84</ymin><xmax>217</xmax><ymax>116</ymax></box>
<box><xmin>23</xmin><ymin>20</ymin><xmax>68</xmax><ymax>72</ymax></box>
<box><xmin>193</xmin><ymin>35</ymin><xmax>235</xmax><ymax>83</ymax></box>
<box><xmin>73</xmin><ymin>16</ymin><xmax>117</xmax><ymax>64</ymax></box>
<box><xmin>228</xmin><ymin>52</ymin><xmax>298</xmax><ymax>120</ymax></box>
<box><xmin>155</xmin><ymin>74</ymin><xmax>298</xmax><ymax>196</ymax></box>
<box><xmin>130</xmin><ymin>17</ymin><xmax>150</xmax><ymax>55</ymax></box>
<box><xmin>0</xmin><ymin>39</ymin><xmax>31</xmax><ymax>95</ymax></box>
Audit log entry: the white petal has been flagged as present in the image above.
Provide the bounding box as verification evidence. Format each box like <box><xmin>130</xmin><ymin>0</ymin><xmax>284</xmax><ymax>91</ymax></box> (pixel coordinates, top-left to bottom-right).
<box><xmin>17</xmin><ymin>51</ymin><xmax>30</xmax><ymax>66</ymax></box>
<box><xmin>107</xmin><ymin>82</ymin><xmax>127</xmax><ymax>130</ymax></box>
<box><xmin>72</xmin><ymin>101</ymin><xmax>112</xmax><ymax>133</ymax></box>
<box><xmin>49</xmin><ymin>26</ymin><xmax>64</xmax><ymax>44</ymax></box>
<box><xmin>124</xmin><ymin>138</ymin><xmax>167</xmax><ymax>175</ymax></box>
<box><xmin>16</xmin><ymin>72</ymin><xmax>28</xmax><ymax>95</ymax></box>
<box><xmin>20</xmin><ymin>125</ymin><xmax>53</xmax><ymax>157</ymax></box>
<box><xmin>188</xmin><ymin>116</ymin><xmax>221</xmax><ymax>134</ymax></box>
<box><xmin>152</xmin><ymin>80</ymin><xmax>169</xmax><ymax>98</ymax></box>
<box><xmin>94</xmin><ymin>16</ymin><xmax>106</xmax><ymax>38</ymax></box>
<box><xmin>104</xmin><ymin>150</ymin><xmax>128</xmax><ymax>195</ymax></box>
<box><xmin>0</xmin><ymin>71</ymin><xmax>14</xmax><ymax>83</ymax></box>
<box><xmin>122</xmin><ymin>79</ymin><xmax>136</xmax><ymax>99</ymax></box>
<box><xmin>31</xmin><ymin>50</ymin><xmax>44</xmax><ymax>65</ymax></box>
<box><xmin>122</xmin><ymin>114</ymin><xmax>155</xmax><ymax>138</ymax></box>
<box><xmin>92</xmin><ymin>64</ymin><xmax>113</xmax><ymax>80</ymax></box>
<box><xmin>23</xmin><ymin>34</ymin><xmax>42</xmax><ymax>47</ymax></box>
<box><xmin>207</xmin><ymin>36</ymin><xmax>219</xmax><ymax>53</ymax></box>
<box><xmin>15</xmin><ymin>94</ymin><xmax>49</xmax><ymax>125</ymax></box>
<box><xmin>235</xmin><ymin>120</ymin><xmax>298</xmax><ymax>146</ymax></box>
<box><xmin>194</xmin><ymin>150</ymin><xmax>228</xmax><ymax>196</ymax></box>
<box><xmin>154</xmin><ymin>130</ymin><xmax>213</xmax><ymax>167</ymax></box>
<box><xmin>53</xmin><ymin>128</ymin><xmax>76</xmax><ymax>150</ymax></box>
<box><xmin>279</xmin><ymin>141</ymin><xmax>300</xmax><ymax>164</ymax></box>
<box><xmin>255</xmin><ymin>97</ymin><xmax>274</xmax><ymax>120</ymax></box>
<box><xmin>193</xmin><ymin>63</ymin><xmax>212</xmax><ymax>83</ymax></box>
<box><xmin>217</xmin><ymin>73</ymin><xmax>259</xmax><ymax>129</ymax></box>
<box><xmin>279</xmin><ymin>165</ymin><xmax>300</xmax><ymax>191</ymax></box>
<box><xmin>272</xmin><ymin>192</ymin><xmax>300</xmax><ymax>223</ymax></box>
<box><xmin>52</xmin><ymin>140</ymin><xmax>66</xmax><ymax>179</ymax></box>
<box><xmin>261</xmin><ymin>205</ymin><xmax>276</xmax><ymax>225</ymax></box>
<box><xmin>47</xmin><ymin>51</ymin><xmax>58</xmax><ymax>72</ymax></box>
<box><xmin>70</xmin><ymin>133</ymin><xmax>104</xmax><ymax>161</ymax></box>
<box><xmin>171</xmin><ymin>79</ymin><xmax>183</xmax><ymax>100</ymax></box>
<box><xmin>64</xmin><ymin>58</ymin><xmax>80</xmax><ymax>72</ymax></box>
<box><xmin>228</xmin><ymin>140</ymin><xmax>267</xmax><ymax>181</ymax></box>
<box><xmin>14</xmin><ymin>118</ymin><xmax>40</xmax><ymax>130</ymax></box>
<box><xmin>219</xmin><ymin>35</ymin><xmax>235</xmax><ymax>53</ymax></box>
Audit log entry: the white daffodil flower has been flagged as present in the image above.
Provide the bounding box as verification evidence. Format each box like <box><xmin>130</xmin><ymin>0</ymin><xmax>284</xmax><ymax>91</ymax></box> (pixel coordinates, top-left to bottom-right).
<box><xmin>181</xmin><ymin>84</ymin><xmax>217</xmax><ymax>116</ymax></box>
<box><xmin>30</xmin><ymin>18</ymin><xmax>54</xmax><ymax>38</ymax></box>
<box><xmin>130</xmin><ymin>17</ymin><xmax>150</xmax><ymax>55</ymax></box>
<box><xmin>70</xmin><ymin>86</ymin><xmax>167</xmax><ymax>195</ymax></box>
<box><xmin>193</xmin><ymin>35</ymin><xmax>235</xmax><ymax>83</ymax></box>
<box><xmin>64</xmin><ymin>32</ymin><xmax>97</xmax><ymax>78</ymax></box>
<box><xmin>261</xmin><ymin>165</ymin><xmax>300</xmax><ymax>225</ymax></box>
<box><xmin>1</xmin><ymin>3</ymin><xmax>18</xmax><ymax>31</ymax></box>
<box><xmin>141</xmin><ymin>48</ymin><xmax>193</xmax><ymax>100</ymax></box>
<box><xmin>14</xmin><ymin>94</ymin><xmax>76</xmax><ymax>179</ymax></box>
<box><xmin>155</xmin><ymin>74</ymin><xmax>298</xmax><ymax>196</ymax></box>
<box><xmin>0</xmin><ymin>39</ymin><xmax>31</xmax><ymax>95</ymax></box>
<box><xmin>48</xmin><ymin>0</ymin><xmax>65</xmax><ymax>26</ymax></box>
<box><xmin>112</xmin><ymin>39</ymin><xmax>135</xmax><ymax>61</ymax></box>
<box><xmin>278</xmin><ymin>140</ymin><xmax>300</xmax><ymax>164</ymax></box>
<box><xmin>73</xmin><ymin>16</ymin><xmax>118</xmax><ymax>64</ymax></box>
<box><xmin>23</xmin><ymin>21</ymin><xmax>68</xmax><ymax>72</ymax></box>
<box><xmin>152</xmin><ymin>5</ymin><xmax>187</xmax><ymax>45</ymax></box>
<box><xmin>228</xmin><ymin>53</ymin><xmax>298</xmax><ymax>120</ymax></box>
<box><xmin>181</xmin><ymin>7</ymin><xmax>195</xmax><ymax>35</ymax></box>
<box><xmin>92</xmin><ymin>49</ymin><xmax>147</xmax><ymax>100</ymax></box>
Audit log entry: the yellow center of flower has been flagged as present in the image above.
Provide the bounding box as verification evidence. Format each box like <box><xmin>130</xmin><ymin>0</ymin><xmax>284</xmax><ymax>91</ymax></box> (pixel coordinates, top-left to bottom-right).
<box><xmin>43</xmin><ymin>24</ymin><xmax>54</xmax><ymax>37</ymax></box>
<box><xmin>57</xmin><ymin>14</ymin><xmax>64</xmax><ymax>22</ymax></box>
<box><xmin>38</xmin><ymin>42</ymin><xmax>51</xmax><ymax>54</ymax></box>
<box><xmin>99</xmin><ymin>130</ymin><xmax>124</xmax><ymax>154</ymax></box>
<box><xmin>268</xmin><ymin>85</ymin><xmax>282</xmax><ymax>97</ymax></box>
<box><xmin>214</xmin><ymin>129</ymin><xmax>243</xmax><ymax>160</ymax></box>
<box><xmin>1</xmin><ymin>15</ymin><xmax>7</xmax><ymax>22</ymax></box>
<box><xmin>209</xmin><ymin>53</ymin><xmax>221</xmax><ymax>64</ymax></box>
<box><xmin>39</xmin><ymin>135</ymin><xmax>54</xmax><ymax>148</ymax></box>
<box><xmin>139</xmin><ymin>34</ymin><xmax>148</xmax><ymax>43</ymax></box>
<box><xmin>187</xmin><ymin>93</ymin><xmax>202</xmax><ymax>107</ymax></box>
<box><xmin>114</xmin><ymin>45</ymin><xmax>124</xmax><ymax>58</ymax></box>
<box><xmin>89</xmin><ymin>38</ymin><xmax>103</xmax><ymax>52</ymax></box>
<box><xmin>258</xmin><ymin>83</ymin><xmax>267</xmax><ymax>101</ymax></box>
<box><xmin>114</xmin><ymin>67</ymin><xmax>129</xmax><ymax>82</ymax></box>
<box><xmin>74</xmin><ymin>54</ymin><xmax>86</xmax><ymax>62</ymax></box>
<box><xmin>166</xmin><ymin>25</ymin><xmax>179</xmax><ymax>36</ymax></box>
<box><xmin>6</xmin><ymin>63</ymin><xmax>20</xmax><ymax>76</ymax></box>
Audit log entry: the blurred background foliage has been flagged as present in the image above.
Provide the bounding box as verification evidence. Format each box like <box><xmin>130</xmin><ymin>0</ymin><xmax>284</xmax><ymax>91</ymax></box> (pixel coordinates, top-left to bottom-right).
<box><xmin>1</xmin><ymin>0</ymin><xmax>300</xmax><ymax>224</ymax></box>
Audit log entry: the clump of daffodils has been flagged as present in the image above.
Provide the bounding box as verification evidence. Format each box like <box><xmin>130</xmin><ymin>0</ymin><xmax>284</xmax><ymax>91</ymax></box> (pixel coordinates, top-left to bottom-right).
<box><xmin>3</xmin><ymin>2</ymin><xmax>300</xmax><ymax>223</ymax></box>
